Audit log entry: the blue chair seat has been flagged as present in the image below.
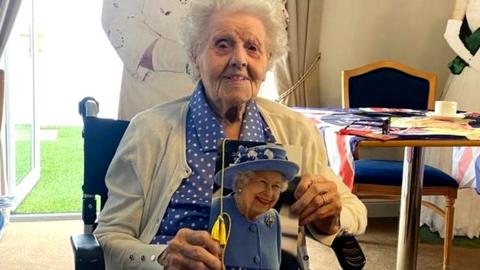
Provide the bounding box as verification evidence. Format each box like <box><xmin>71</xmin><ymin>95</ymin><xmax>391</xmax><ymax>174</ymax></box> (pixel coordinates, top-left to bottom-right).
<box><xmin>354</xmin><ymin>159</ymin><xmax>458</xmax><ymax>187</ymax></box>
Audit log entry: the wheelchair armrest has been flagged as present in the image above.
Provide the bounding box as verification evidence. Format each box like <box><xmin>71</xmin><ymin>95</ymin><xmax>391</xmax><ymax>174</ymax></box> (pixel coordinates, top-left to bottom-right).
<box><xmin>70</xmin><ymin>234</ymin><xmax>105</xmax><ymax>270</ymax></box>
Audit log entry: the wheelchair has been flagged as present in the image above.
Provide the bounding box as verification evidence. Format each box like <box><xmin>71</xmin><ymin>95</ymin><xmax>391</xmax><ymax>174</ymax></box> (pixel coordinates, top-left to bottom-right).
<box><xmin>70</xmin><ymin>97</ymin><xmax>365</xmax><ymax>270</ymax></box>
<box><xmin>70</xmin><ymin>97</ymin><xmax>128</xmax><ymax>270</ymax></box>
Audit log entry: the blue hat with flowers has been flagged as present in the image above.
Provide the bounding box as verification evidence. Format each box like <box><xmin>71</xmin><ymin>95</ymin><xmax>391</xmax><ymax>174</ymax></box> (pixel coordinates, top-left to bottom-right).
<box><xmin>214</xmin><ymin>143</ymin><xmax>299</xmax><ymax>190</ymax></box>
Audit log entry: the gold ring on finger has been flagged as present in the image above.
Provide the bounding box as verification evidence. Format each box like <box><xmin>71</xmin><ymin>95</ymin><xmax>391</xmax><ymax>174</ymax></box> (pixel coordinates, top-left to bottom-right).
<box><xmin>321</xmin><ymin>193</ymin><xmax>328</xmax><ymax>205</ymax></box>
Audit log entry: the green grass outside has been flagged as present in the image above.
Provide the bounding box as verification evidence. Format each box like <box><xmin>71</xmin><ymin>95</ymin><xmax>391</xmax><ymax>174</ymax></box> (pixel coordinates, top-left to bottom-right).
<box><xmin>15</xmin><ymin>124</ymin><xmax>33</xmax><ymax>184</ymax></box>
<box><xmin>419</xmin><ymin>225</ymin><xmax>480</xmax><ymax>249</ymax></box>
<box><xmin>14</xmin><ymin>126</ymin><xmax>83</xmax><ymax>214</ymax></box>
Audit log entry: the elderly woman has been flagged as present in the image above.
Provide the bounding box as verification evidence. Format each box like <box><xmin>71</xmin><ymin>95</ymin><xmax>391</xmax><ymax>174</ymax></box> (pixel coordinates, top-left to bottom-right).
<box><xmin>94</xmin><ymin>0</ymin><xmax>367</xmax><ymax>269</ymax></box>
<box><xmin>209</xmin><ymin>143</ymin><xmax>299</xmax><ymax>269</ymax></box>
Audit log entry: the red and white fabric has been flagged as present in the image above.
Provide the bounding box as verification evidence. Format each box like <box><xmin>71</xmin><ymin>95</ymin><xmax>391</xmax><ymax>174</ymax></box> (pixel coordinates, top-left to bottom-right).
<box><xmin>452</xmin><ymin>146</ymin><xmax>480</xmax><ymax>192</ymax></box>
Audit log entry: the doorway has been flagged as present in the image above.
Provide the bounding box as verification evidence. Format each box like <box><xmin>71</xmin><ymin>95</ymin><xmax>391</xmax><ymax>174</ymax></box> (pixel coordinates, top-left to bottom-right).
<box><xmin>3</xmin><ymin>0</ymin><xmax>121</xmax><ymax>213</ymax></box>
<box><xmin>4</xmin><ymin>0</ymin><xmax>278</xmax><ymax>214</ymax></box>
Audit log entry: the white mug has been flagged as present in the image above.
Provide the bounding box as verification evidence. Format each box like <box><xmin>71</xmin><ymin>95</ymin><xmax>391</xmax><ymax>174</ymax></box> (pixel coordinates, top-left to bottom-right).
<box><xmin>434</xmin><ymin>101</ymin><xmax>457</xmax><ymax>116</ymax></box>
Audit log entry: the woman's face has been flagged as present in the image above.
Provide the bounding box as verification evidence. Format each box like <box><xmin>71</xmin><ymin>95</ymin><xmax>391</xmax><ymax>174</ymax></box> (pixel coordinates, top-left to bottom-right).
<box><xmin>195</xmin><ymin>10</ymin><xmax>270</xmax><ymax>111</ymax></box>
<box><xmin>236</xmin><ymin>171</ymin><xmax>284</xmax><ymax>220</ymax></box>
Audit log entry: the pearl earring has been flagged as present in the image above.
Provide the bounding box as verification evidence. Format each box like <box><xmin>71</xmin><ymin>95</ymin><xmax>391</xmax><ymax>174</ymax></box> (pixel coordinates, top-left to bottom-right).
<box><xmin>237</xmin><ymin>189</ymin><xmax>242</xmax><ymax>193</ymax></box>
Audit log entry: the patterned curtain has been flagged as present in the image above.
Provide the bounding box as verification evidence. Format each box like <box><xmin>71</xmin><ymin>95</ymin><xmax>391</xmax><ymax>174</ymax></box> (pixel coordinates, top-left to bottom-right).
<box><xmin>274</xmin><ymin>0</ymin><xmax>323</xmax><ymax>107</ymax></box>
<box><xmin>0</xmin><ymin>0</ymin><xmax>23</xmax><ymax>56</ymax></box>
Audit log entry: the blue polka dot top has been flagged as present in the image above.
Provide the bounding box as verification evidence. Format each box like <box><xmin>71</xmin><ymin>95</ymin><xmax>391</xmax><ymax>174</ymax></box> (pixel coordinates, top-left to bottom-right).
<box><xmin>151</xmin><ymin>83</ymin><xmax>275</xmax><ymax>244</ymax></box>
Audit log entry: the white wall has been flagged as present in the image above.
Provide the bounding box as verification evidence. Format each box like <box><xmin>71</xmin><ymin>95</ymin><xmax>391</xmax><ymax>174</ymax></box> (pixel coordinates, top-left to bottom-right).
<box><xmin>34</xmin><ymin>1</ymin><xmax>458</xmax><ymax>123</ymax></box>
<box><xmin>35</xmin><ymin>0</ymin><xmax>122</xmax><ymax>126</ymax></box>
<box><xmin>317</xmin><ymin>0</ymin><xmax>455</xmax><ymax>107</ymax></box>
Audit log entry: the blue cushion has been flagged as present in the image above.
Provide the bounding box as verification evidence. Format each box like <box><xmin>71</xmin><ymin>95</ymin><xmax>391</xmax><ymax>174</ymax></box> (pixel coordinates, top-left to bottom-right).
<box><xmin>348</xmin><ymin>68</ymin><xmax>430</xmax><ymax>110</ymax></box>
<box><xmin>354</xmin><ymin>159</ymin><xmax>458</xmax><ymax>187</ymax></box>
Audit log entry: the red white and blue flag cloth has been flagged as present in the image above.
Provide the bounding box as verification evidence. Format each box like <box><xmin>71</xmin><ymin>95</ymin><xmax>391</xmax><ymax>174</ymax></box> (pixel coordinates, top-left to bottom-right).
<box><xmin>294</xmin><ymin>108</ymin><xmax>362</xmax><ymax>190</ymax></box>
<box><xmin>452</xmin><ymin>147</ymin><xmax>480</xmax><ymax>193</ymax></box>
<box><xmin>294</xmin><ymin>107</ymin><xmax>480</xmax><ymax>193</ymax></box>
<box><xmin>322</xmin><ymin>130</ymin><xmax>360</xmax><ymax>190</ymax></box>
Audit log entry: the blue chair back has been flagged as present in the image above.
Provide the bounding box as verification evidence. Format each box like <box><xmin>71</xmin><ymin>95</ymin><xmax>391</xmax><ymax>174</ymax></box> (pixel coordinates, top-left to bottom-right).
<box><xmin>342</xmin><ymin>60</ymin><xmax>437</xmax><ymax>110</ymax></box>
<box><xmin>348</xmin><ymin>68</ymin><xmax>429</xmax><ymax>110</ymax></box>
<box><xmin>83</xmin><ymin>117</ymin><xmax>129</xmax><ymax>206</ymax></box>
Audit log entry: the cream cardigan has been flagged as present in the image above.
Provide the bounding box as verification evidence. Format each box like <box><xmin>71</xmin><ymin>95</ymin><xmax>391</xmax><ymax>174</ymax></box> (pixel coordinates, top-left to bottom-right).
<box><xmin>95</xmin><ymin>95</ymin><xmax>367</xmax><ymax>269</ymax></box>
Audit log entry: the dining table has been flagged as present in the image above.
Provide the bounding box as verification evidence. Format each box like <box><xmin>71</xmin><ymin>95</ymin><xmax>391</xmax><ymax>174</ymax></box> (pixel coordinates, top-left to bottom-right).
<box><xmin>295</xmin><ymin>107</ymin><xmax>480</xmax><ymax>270</ymax></box>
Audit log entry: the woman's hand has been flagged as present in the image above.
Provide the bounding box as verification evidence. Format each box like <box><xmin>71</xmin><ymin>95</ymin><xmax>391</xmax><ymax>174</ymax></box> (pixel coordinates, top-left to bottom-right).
<box><xmin>162</xmin><ymin>228</ymin><xmax>222</xmax><ymax>270</ymax></box>
<box><xmin>291</xmin><ymin>173</ymin><xmax>342</xmax><ymax>235</ymax></box>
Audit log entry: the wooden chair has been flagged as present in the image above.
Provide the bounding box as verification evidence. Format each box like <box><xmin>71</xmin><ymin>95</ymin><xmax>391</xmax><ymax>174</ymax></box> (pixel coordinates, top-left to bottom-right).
<box><xmin>342</xmin><ymin>60</ymin><xmax>457</xmax><ymax>269</ymax></box>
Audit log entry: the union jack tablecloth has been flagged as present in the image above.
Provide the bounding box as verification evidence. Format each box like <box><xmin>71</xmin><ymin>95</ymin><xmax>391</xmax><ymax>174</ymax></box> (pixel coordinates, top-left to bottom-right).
<box><xmin>294</xmin><ymin>107</ymin><xmax>480</xmax><ymax>193</ymax></box>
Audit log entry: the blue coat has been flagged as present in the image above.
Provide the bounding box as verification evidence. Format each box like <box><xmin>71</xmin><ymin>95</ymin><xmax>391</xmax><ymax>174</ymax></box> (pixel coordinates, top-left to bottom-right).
<box><xmin>209</xmin><ymin>194</ymin><xmax>281</xmax><ymax>270</ymax></box>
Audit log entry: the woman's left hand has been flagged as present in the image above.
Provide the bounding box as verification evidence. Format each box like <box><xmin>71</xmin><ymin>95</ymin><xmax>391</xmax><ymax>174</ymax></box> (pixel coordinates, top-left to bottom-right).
<box><xmin>291</xmin><ymin>173</ymin><xmax>342</xmax><ymax>234</ymax></box>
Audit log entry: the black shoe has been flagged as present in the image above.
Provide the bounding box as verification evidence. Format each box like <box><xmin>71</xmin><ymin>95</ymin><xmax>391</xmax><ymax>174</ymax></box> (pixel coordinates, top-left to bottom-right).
<box><xmin>331</xmin><ymin>235</ymin><xmax>366</xmax><ymax>270</ymax></box>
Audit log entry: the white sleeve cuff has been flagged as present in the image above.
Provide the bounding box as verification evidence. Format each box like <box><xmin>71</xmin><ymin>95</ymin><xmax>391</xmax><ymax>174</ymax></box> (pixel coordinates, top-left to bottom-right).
<box><xmin>306</xmin><ymin>224</ymin><xmax>341</xmax><ymax>247</ymax></box>
<box><xmin>444</xmin><ymin>19</ymin><xmax>473</xmax><ymax>63</ymax></box>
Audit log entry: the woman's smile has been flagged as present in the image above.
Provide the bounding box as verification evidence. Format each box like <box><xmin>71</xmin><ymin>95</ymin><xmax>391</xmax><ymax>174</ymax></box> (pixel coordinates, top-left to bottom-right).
<box><xmin>222</xmin><ymin>73</ymin><xmax>251</xmax><ymax>87</ymax></box>
<box><xmin>224</xmin><ymin>74</ymin><xmax>249</xmax><ymax>81</ymax></box>
<box><xmin>255</xmin><ymin>196</ymin><xmax>274</xmax><ymax>205</ymax></box>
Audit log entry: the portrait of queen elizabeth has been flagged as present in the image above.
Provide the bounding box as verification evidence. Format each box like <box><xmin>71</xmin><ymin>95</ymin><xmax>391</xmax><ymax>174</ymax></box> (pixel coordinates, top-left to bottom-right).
<box><xmin>209</xmin><ymin>143</ymin><xmax>299</xmax><ymax>269</ymax></box>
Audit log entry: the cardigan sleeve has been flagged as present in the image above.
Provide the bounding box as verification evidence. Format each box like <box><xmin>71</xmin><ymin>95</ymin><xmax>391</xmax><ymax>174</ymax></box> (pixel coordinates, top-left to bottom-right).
<box><xmin>94</xmin><ymin>120</ymin><xmax>167</xmax><ymax>269</ymax></box>
<box><xmin>298</xmin><ymin>116</ymin><xmax>368</xmax><ymax>244</ymax></box>
<box><xmin>257</xmin><ymin>100</ymin><xmax>368</xmax><ymax>245</ymax></box>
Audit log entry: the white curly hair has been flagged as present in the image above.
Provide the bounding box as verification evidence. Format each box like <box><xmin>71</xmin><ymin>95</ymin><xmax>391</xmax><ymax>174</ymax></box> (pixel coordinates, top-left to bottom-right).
<box><xmin>179</xmin><ymin>0</ymin><xmax>289</xmax><ymax>81</ymax></box>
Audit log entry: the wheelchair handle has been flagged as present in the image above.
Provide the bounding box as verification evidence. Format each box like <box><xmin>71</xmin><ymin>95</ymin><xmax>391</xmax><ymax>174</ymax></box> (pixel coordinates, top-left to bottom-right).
<box><xmin>79</xmin><ymin>97</ymin><xmax>99</xmax><ymax>118</ymax></box>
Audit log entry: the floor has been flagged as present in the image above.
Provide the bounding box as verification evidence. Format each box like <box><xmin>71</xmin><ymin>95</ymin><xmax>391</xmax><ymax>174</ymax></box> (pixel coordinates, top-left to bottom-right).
<box><xmin>354</xmin><ymin>218</ymin><xmax>478</xmax><ymax>270</ymax></box>
<box><xmin>0</xmin><ymin>217</ymin><xmax>478</xmax><ymax>269</ymax></box>
<box><xmin>0</xmin><ymin>219</ymin><xmax>81</xmax><ymax>270</ymax></box>
<box><xmin>311</xmin><ymin>217</ymin><xmax>479</xmax><ymax>269</ymax></box>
